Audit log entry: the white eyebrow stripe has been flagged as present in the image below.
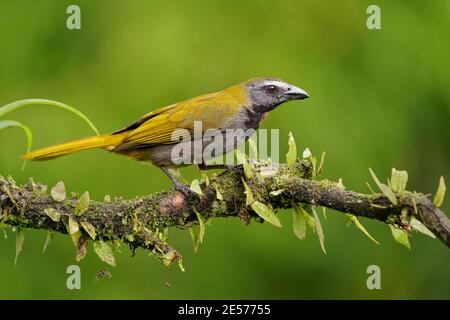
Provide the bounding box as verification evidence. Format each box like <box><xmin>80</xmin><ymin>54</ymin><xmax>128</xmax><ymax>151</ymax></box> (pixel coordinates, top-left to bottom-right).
<box><xmin>264</xmin><ymin>80</ymin><xmax>286</xmax><ymax>88</ymax></box>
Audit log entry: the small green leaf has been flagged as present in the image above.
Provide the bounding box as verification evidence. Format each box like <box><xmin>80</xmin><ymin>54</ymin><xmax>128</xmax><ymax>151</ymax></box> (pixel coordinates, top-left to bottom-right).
<box><xmin>215</xmin><ymin>184</ymin><xmax>223</xmax><ymax>201</ymax></box>
<box><xmin>391</xmin><ymin>168</ymin><xmax>408</xmax><ymax>193</ymax></box>
<box><xmin>312</xmin><ymin>207</ymin><xmax>326</xmax><ymax>254</ymax></box>
<box><xmin>317</xmin><ymin>152</ymin><xmax>326</xmax><ymax>176</ymax></box>
<box><xmin>44</xmin><ymin>208</ymin><xmax>61</xmax><ymax>222</ymax></box>
<box><xmin>235</xmin><ymin>149</ymin><xmax>253</xmax><ymax>179</ymax></box>
<box><xmin>50</xmin><ymin>181</ymin><xmax>66</xmax><ymax>202</ymax></box>
<box><xmin>68</xmin><ymin>229</ymin><xmax>82</xmax><ymax>249</ymax></box>
<box><xmin>293</xmin><ymin>206</ymin><xmax>306</xmax><ymax>240</ymax></box>
<box><xmin>380</xmin><ymin>184</ymin><xmax>398</xmax><ymax>205</ymax></box>
<box><xmin>347</xmin><ymin>214</ymin><xmax>379</xmax><ymax>245</ymax></box>
<box><xmin>161</xmin><ymin>250</ymin><xmax>177</xmax><ymax>267</ymax></box>
<box><xmin>94</xmin><ymin>240</ymin><xmax>116</xmax><ymax>267</ymax></box>
<box><xmin>433</xmin><ymin>176</ymin><xmax>446</xmax><ymax>208</ymax></box>
<box><xmin>74</xmin><ymin>191</ymin><xmax>90</xmax><ymax>216</ymax></box>
<box><xmin>270</xmin><ymin>189</ymin><xmax>284</xmax><ymax>196</ymax></box>
<box><xmin>162</xmin><ymin>227</ymin><xmax>169</xmax><ymax>240</ymax></box>
<box><xmin>67</xmin><ymin>217</ymin><xmax>83</xmax><ymax>256</ymax></box>
<box><xmin>251</xmin><ymin>201</ymin><xmax>282</xmax><ymax>228</ymax></box>
<box><xmin>189</xmin><ymin>210</ymin><xmax>205</xmax><ymax>253</ymax></box>
<box><xmin>286</xmin><ymin>132</ymin><xmax>297</xmax><ymax>167</ymax></box>
<box><xmin>80</xmin><ymin>221</ymin><xmax>97</xmax><ymax>240</ymax></box>
<box><xmin>189</xmin><ymin>179</ymin><xmax>203</xmax><ymax>196</ymax></box>
<box><xmin>189</xmin><ymin>226</ymin><xmax>201</xmax><ymax>253</ymax></box>
<box><xmin>42</xmin><ymin>231</ymin><xmax>53</xmax><ymax>253</ymax></box>
<box><xmin>178</xmin><ymin>259</ymin><xmax>186</xmax><ymax>272</ymax></box>
<box><xmin>410</xmin><ymin>217</ymin><xmax>436</xmax><ymax>238</ymax></box>
<box><xmin>194</xmin><ymin>164</ymin><xmax>209</xmax><ymax>186</ymax></box>
<box><xmin>15</xmin><ymin>229</ymin><xmax>25</xmax><ymax>266</ymax></box>
<box><xmin>242</xmin><ymin>179</ymin><xmax>254</xmax><ymax>206</ymax></box>
<box><xmin>302</xmin><ymin>206</ymin><xmax>316</xmax><ymax>229</ymax></box>
<box><xmin>200</xmin><ymin>172</ymin><xmax>209</xmax><ymax>186</ymax></box>
<box><xmin>366</xmin><ymin>182</ymin><xmax>376</xmax><ymax>194</ymax></box>
<box><xmin>194</xmin><ymin>209</ymin><xmax>205</xmax><ymax>244</ymax></box>
<box><xmin>302</xmin><ymin>148</ymin><xmax>317</xmax><ymax>177</ymax></box>
<box><xmin>68</xmin><ymin>217</ymin><xmax>79</xmax><ymax>235</ymax></box>
<box><xmin>369</xmin><ymin>168</ymin><xmax>398</xmax><ymax>205</ymax></box>
<box><xmin>302</xmin><ymin>147</ymin><xmax>312</xmax><ymax>159</ymax></box>
<box><xmin>104</xmin><ymin>194</ymin><xmax>111</xmax><ymax>202</ymax></box>
<box><xmin>369</xmin><ymin>168</ymin><xmax>383</xmax><ymax>187</ymax></box>
<box><xmin>76</xmin><ymin>235</ymin><xmax>88</xmax><ymax>262</ymax></box>
<box><xmin>389</xmin><ymin>225</ymin><xmax>411</xmax><ymax>250</ymax></box>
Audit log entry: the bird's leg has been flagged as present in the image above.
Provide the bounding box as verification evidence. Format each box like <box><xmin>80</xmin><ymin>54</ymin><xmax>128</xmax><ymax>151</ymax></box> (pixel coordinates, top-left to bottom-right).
<box><xmin>160</xmin><ymin>166</ymin><xmax>195</xmax><ymax>197</ymax></box>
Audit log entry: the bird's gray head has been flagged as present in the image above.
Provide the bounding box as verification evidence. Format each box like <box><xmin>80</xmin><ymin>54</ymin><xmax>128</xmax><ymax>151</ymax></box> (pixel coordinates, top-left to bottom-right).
<box><xmin>244</xmin><ymin>77</ymin><xmax>309</xmax><ymax>112</ymax></box>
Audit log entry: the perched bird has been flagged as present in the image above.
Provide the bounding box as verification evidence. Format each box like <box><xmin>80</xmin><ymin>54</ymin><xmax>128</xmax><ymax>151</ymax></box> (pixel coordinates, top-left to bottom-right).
<box><xmin>21</xmin><ymin>78</ymin><xmax>309</xmax><ymax>195</ymax></box>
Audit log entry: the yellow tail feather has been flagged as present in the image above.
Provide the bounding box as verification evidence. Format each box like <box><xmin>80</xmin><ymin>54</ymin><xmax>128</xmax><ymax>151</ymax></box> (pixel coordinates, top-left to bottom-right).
<box><xmin>21</xmin><ymin>134</ymin><xmax>123</xmax><ymax>161</ymax></box>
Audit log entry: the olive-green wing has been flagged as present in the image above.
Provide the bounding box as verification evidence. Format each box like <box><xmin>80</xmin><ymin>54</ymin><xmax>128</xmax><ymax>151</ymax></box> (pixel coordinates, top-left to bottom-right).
<box><xmin>112</xmin><ymin>91</ymin><xmax>243</xmax><ymax>152</ymax></box>
<box><xmin>112</xmin><ymin>103</ymin><xmax>179</xmax><ymax>134</ymax></box>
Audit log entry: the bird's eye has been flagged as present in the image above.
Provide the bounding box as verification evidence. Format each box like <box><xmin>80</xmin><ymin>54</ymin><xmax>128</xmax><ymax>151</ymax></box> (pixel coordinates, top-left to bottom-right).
<box><xmin>266</xmin><ymin>85</ymin><xmax>278</xmax><ymax>94</ymax></box>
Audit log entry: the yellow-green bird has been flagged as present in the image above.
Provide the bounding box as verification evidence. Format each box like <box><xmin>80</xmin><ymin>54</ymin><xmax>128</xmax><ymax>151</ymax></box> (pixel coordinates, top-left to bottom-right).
<box><xmin>22</xmin><ymin>78</ymin><xmax>309</xmax><ymax>195</ymax></box>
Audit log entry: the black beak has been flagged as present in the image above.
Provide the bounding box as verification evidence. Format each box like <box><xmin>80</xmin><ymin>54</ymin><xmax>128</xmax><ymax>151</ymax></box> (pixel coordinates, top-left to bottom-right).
<box><xmin>285</xmin><ymin>86</ymin><xmax>309</xmax><ymax>100</ymax></box>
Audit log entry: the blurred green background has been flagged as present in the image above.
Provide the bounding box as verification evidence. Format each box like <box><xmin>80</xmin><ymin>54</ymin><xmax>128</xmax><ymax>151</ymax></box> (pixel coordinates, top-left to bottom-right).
<box><xmin>0</xmin><ymin>0</ymin><xmax>449</xmax><ymax>299</ymax></box>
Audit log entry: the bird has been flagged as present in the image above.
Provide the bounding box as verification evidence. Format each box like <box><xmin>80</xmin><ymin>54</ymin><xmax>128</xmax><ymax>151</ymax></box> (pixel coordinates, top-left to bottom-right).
<box><xmin>21</xmin><ymin>77</ymin><xmax>309</xmax><ymax>195</ymax></box>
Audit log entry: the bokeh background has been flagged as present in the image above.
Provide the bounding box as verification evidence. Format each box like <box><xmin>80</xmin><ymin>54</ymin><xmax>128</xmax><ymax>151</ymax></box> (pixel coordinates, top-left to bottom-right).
<box><xmin>0</xmin><ymin>0</ymin><xmax>449</xmax><ymax>299</ymax></box>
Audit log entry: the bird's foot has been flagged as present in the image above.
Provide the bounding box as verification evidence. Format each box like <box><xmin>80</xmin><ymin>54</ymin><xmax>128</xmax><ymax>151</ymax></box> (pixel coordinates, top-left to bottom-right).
<box><xmin>173</xmin><ymin>181</ymin><xmax>197</xmax><ymax>198</ymax></box>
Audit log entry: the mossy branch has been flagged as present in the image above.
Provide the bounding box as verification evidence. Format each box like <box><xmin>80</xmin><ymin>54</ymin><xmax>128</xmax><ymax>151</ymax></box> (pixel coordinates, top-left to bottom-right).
<box><xmin>0</xmin><ymin>159</ymin><xmax>449</xmax><ymax>267</ymax></box>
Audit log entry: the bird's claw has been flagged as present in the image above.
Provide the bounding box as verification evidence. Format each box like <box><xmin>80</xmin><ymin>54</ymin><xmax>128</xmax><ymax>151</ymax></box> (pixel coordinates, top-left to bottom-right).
<box><xmin>174</xmin><ymin>182</ymin><xmax>197</xmax><ymax>198</ymax></box>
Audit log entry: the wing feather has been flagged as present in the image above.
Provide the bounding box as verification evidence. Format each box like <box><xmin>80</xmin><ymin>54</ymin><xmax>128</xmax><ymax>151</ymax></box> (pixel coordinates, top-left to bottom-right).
<box><xmin>112</xmin><ymin>85</ymin><xmax>247</xmax><ymax>152</ymax></box>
